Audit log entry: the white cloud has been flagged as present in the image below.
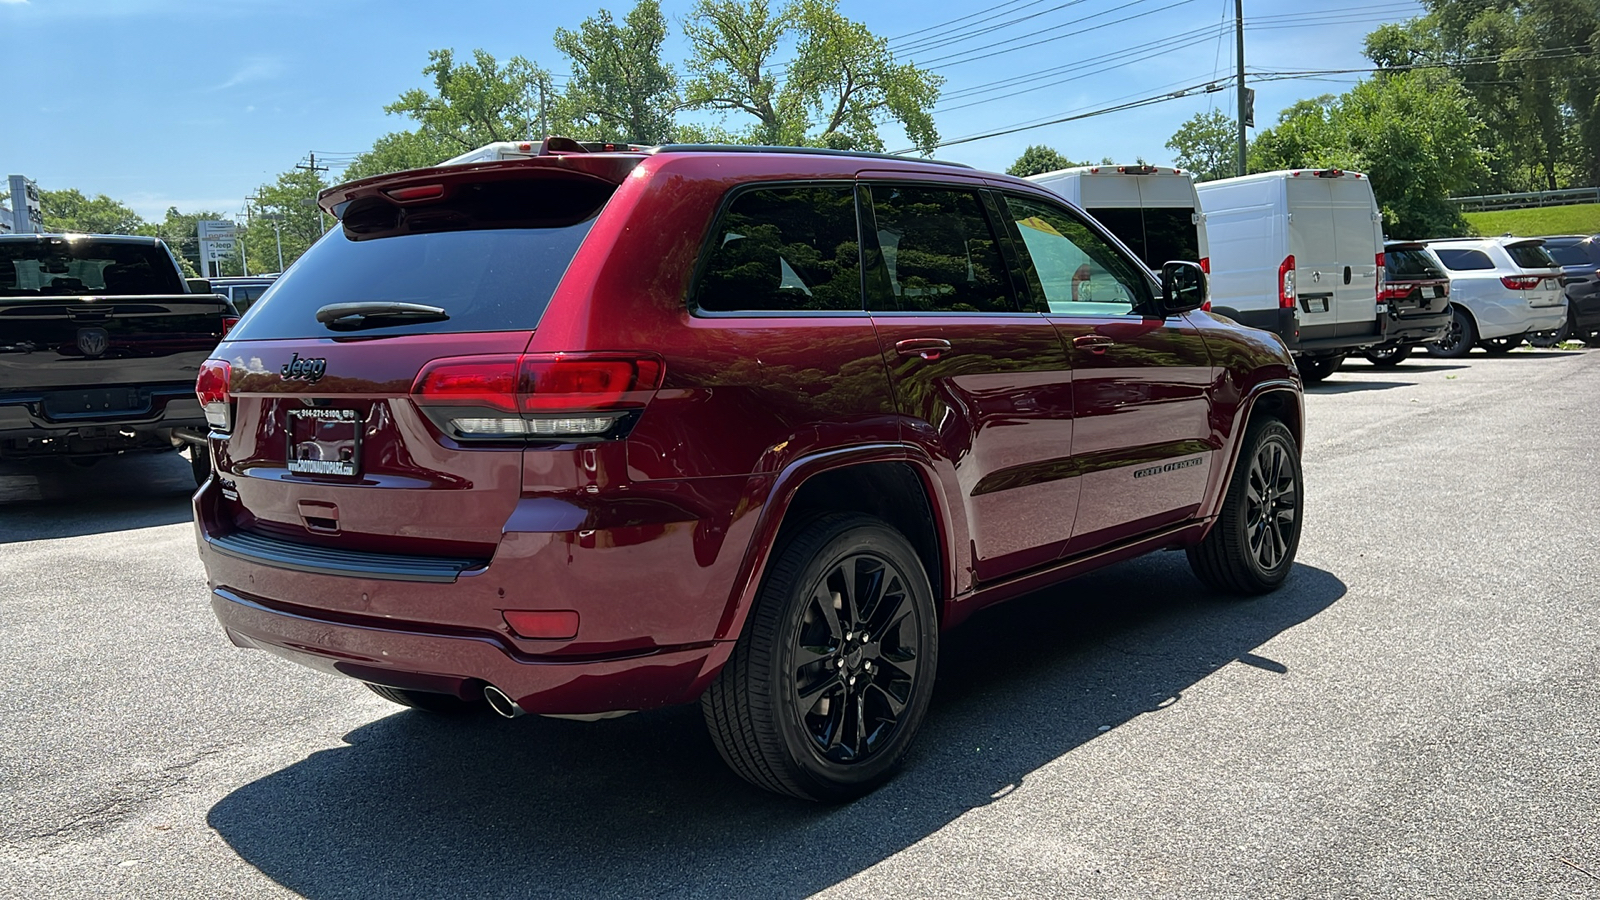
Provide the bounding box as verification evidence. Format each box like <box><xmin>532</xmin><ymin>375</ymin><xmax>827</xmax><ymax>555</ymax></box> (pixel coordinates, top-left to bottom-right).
<box><xmin>209</xmin><ymin>57</ymin><xmax>284</xmax><ymax>92</ymax></box>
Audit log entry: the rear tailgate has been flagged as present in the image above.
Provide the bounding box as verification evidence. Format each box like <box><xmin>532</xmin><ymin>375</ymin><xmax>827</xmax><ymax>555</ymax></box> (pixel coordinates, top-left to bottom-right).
<box><xmin>1506</xmin><ymin>240</ymin><xmax>1566</xmax><ymax>307</ymax></box>
<box><xmin>205</xmin><ymin>156</ymin><xmax>636</xmax><ymax>558</ymax></box>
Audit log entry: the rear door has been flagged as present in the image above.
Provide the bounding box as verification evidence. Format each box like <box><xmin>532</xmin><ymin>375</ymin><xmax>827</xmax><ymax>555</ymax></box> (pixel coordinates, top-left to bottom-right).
<box><xmin>211</xmin><ymin>168</ymin><xmax>621</xmax><ymax>559</ymax></box>
<box><xmin>1328</xmin><ymin>177</ymin><xmax>1381</xmax><ymax>334</ymax></box>
<box><xmin>861</xmin><ymin>179</ymin><xmax>1079</xmax><ymax>582</ymax></box>
<box><xmin>1284</xmin><ymin>177</ymin><xmax>1340</xmax><ymax>336</ymax></box>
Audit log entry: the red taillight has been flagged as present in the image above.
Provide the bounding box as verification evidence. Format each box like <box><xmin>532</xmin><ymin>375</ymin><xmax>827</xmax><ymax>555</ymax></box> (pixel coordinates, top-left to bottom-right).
<box><xmin>1380</xmin><ymin>283</ymin><xmax>1414</xmax><ymax>302</ymax></box>
<box><xmin>1199</xmin><ymin>257</ymin><xmax>1210</xmax><ymax>274</ymax></box>
<box><xmin>221</xmin><ymin>316</ymin><xmax>239</xmax><ymax>337</ymax></box>
<box><xmin>503</xmin><ymin>609</ymin><xmax>580</xmax><ymax>640</ymax></box>
<box><xmin>411</xmin><ymin>352</ymin><xmax>665</xmax><ymax>441</ymax></box>
<box><xmin>1375</xmin><ymin>252</ymin><xmax>1385</xmax><ymax>296</ymax></box>
<box><xmin>1278</xmin><ymin>254</ymin><xmax>1297</xmax><ymax>309</ymax></box>
<box><xmin>195</xmin><ymin>359</ymin><xmax>232</xmax><ymax>432</ymax></box>
<box><xmin>1500</xmin><ymin>275</ymin><xmax>1542</xmax><ymax>290</ymax></box>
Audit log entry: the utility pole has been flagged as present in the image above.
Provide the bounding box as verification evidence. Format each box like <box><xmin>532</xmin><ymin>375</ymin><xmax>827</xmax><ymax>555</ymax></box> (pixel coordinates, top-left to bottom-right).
<box><xmin>296</xmin><ymin>152</ymin><xmax>329</xmax><ymax>231</ymax></box>
<box><xmin>1235</xmin><ymin>0</ymin><xmax>1247</xmax><ymax>177</ymax></box>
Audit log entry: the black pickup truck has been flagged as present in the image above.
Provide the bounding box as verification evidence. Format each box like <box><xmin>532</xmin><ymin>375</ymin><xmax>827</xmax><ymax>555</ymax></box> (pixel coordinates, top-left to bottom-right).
<box><xmin>0</xmin><ymin>233</ymin><xmax>236</xmax><ymax>482</ymax></box>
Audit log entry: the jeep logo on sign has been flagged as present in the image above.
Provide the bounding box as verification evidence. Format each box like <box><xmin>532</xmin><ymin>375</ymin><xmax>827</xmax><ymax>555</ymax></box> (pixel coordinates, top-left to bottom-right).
<box><xmin>281</xmin><ymin>352</ymin><xmax>327</xmax><ymax>383</ymax></box>
<box><xmin>76</xmin><ymin>327</ymin><xmax>110</xmax><ymax>358</ymax></box>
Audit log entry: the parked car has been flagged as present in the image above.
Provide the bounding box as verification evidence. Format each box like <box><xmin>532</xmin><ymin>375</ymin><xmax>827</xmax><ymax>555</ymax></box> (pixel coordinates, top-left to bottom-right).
<box><xmin>1421</xmin><ymin>236</ymin><xmax>1565</xmax><ymax>357</ymax></box>
<box><xmin>1026</xmin><ymin>164</ymin><xmax>1208</xmax><ymax>274</ymax></box>
<box><xmin>1196</xmin><ymin>169</ymin><xmax>1385</xmax><ymax>383</ymax></box>
<box><xmin>206</xmin><ymin>275</ymin><xmax>277</xmax><ymax>313</ymax></box>
<box><xmin>1526</xmin><ymin>234</ymin><xmax>1600</xmax><ymax>346</ymax></box>
<box><xmin>194</xmin><ymin>140</ymin><xmax>1305</xmax><ymax>802</ymax></box>
<box><xmin>1362</xmin><ymin>241</ymin><xmax>1453</xmax><ymax>366</ymax></box>
<box><xmin>0</xmin><ymin>233</ymin><xmax>236</xmax><ymax>482</ymax></box>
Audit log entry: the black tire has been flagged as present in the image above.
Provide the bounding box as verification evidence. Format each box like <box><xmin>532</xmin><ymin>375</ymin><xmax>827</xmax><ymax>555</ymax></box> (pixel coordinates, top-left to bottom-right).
<box><xmin>702</xmin><ymin>513</ymin><xmax>938</xmax><ymax>802</ymax></box>
<box><xmin>189</xmin><ymin>445</ymin><xmax>211</xmax><ymax>486</ymax></box>
<box><xmin>1480</xmin><ymin>333</ymin><xmax>1522</xmax><ymax>355</ymax></box>
<box><xmin>364</xmin><ymin>682</ymin><xmax>482</xmax><ymax>714</ymax></box>
<box><xmin>1426</xmin><ymin>307</ymin><xmax>1477</xmax><ymax>358</ymax></box>
<box><xmin>1187</xmin><ymin>418</ymin><xmax>1303</xmax><ymax>595</ymax></box>
<box><xmin>1526</xmin><ymin>318</ymin><xmax>1572</xmax><ymax>348</ymax></box>
<box><xmin>1363</xmin><ymin>344</ymin><xmax>1412</xmax><ymax>367</ymax></box>
<box><xmin>1296</xmin><ymin>354</ymin><xmax>1344</xmax><ymax>384</ymax></box>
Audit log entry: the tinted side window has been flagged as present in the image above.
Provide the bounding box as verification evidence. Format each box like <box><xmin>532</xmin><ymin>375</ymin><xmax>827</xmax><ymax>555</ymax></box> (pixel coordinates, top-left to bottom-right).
<box><xmin>1003</xmin><ymin>194</ymin><xmax>1152</xmax><ymax>315</ymax></box>
<box><xmin>1545</xmin><ymin>243</ymin><xmax>1589</xmax><ymax>266</ymax></box>
<box><xmin>695</xmin><ymin>184</ymin><xmax>862</xmax><ymax>313</ymax></box>
<box><xmin>1085</xmin><ymin>206</ymin><xmax>1200</xmax><ymax>272</ymax></box>
<box><xmin>1433</xmin><ymin>248</ymin><xmax>1495</xmax><ymax>271</ymax></box>
<box><xmin>1085</xmin><ymin>207</ymin><xmax>1145</xmax><ymax>264</ymax></box>
<box><xmin>864</xmin><ymin>184</ymin><xmax>1014</xmax><ymax>313</ymax></box>
<box><xmin>1505</xmin><ymin>243</ymin><xmax>1559</xmax><ymax>269</ymax></box>
<box><xmin>234</xmin><ymin>284</ymin><xmax>268</xmax><ymax>311</ymax></box>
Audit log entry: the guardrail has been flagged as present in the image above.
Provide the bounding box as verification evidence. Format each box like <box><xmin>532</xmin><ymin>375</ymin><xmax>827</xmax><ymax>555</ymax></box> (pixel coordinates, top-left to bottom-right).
<box><xmin>1450</xmin><ymin>186</ymin><xmax>1600</xmax><ymax>212</ymax></box>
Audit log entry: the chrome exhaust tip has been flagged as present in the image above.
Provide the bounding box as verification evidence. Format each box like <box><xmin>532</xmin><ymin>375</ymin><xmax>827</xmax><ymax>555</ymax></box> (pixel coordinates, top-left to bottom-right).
<box><xmin>483</xmin><ymin>685</ymin><xmax>525</xmax><ymax>719</ymax></box>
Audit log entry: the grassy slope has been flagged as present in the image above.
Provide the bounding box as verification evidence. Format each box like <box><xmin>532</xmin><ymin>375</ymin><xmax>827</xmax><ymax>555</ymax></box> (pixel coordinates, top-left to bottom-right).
<box><xmin>1464</xmin><ymin>202</ymin><xmax>1600</xmax><ymax>238</ymax></box>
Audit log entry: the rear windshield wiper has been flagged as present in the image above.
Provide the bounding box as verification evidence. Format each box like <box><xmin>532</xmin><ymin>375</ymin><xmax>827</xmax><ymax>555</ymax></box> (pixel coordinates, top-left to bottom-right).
<box><xmin>315</xmin><ymin>301</ymin><xmax>449</xmax><ymax>331</ymax></box>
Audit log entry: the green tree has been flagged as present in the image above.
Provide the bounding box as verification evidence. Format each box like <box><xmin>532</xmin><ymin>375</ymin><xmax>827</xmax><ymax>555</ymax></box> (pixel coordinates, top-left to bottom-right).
<box><xmin>1165</xmin><ymin>109</ymin><xmax>1239</xmax><ymax>182</ymax></box>
<box><xmin>682</xmin><ymin>0</ymin><xmax>943</xmax><ymax>152</ymax></box>
<box><xmin>241</xmin><ymin>167</ymin><xmax>335</xmax><ymax>275</ymax></box>
<box><xmin>39</xmin><ymin>188</ymin><xmax>144</xmax><ymax>234</ymax></box>
<box><xmin>1247</xmin><ymin>96</ymin><xmax>1345</xmax><ymax>172</ymax></box>
<box><xmin>342</xmin><ymin>130</ymin><xmax>460</xmax><ymax>182</ymax></box>
<box><xmin>136</xmin><ymin>206</ymin><xmax>229</xmax><ymax>276</ymax></box>
<box><xmin>554</xmin><ymin>0</ymin><xmax>681</xmax><ymax>143</ymax></box>
<box><xmin>1006</xmin><ymin>145</ymin><xmax>1080</xmax><ymax>177</ymax></box>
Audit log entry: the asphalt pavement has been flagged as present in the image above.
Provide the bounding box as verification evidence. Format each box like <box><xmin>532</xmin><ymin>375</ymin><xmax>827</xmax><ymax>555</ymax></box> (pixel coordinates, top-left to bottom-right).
<box><xmin>2</xmin><ymin>347</ymin><xmax>1597</xmax><ymax>899</ymax></box>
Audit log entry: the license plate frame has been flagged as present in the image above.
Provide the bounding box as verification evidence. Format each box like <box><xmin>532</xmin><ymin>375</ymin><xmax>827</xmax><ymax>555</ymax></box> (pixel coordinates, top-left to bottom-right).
<box><xmin>286</xmin><ymin>408</ymin><xmax>361</xmax><ymax>477</ymax></box>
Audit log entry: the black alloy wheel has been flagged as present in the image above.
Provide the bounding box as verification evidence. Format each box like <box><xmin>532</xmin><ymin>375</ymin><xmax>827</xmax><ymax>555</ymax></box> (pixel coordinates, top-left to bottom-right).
<box><xmin>1364</xmin><ymin>343</ymin><xmax>1412</xmax><ymax>367</ymax></box>
<box><xmin>1426</xmin><ymin>307</ymin><xmax>1476</xmax><ymax>358</ymax></box>
<box><xmin>1297</xmin><ymin>354</ymin><xmax>1344</xmax><ymax>384</ymax></box>
<box><xmin>703</xmin><ymin>513</ymin><xmax>938</xmax><ymax>802</ymax></box>
<box><xmin>1527</xmin><ymin>317</ymin><xmax>1572</xmax><ymax>348</ymax></box>
<box><xmin>1187</xmin><ymin>418</ymin><xmax>1303</xmax><ymax>595</ymax></box>
<box><xmin>1480</xmin><ymin>334</ymin><xmax>1523</xmax><ymax>355</ymax></box>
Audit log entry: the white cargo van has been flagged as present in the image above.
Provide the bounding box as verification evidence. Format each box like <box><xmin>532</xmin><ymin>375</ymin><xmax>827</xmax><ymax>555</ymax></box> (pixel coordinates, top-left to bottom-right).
<box><xmin>1196</xmin><ymin>168</ymin><xmax>1385</xmax><ymax>382</ymax></box>
<box><xmin>1027</xmin><ymin>165</ymin><xmax>1208</xmax><ymax>274</ymax></box>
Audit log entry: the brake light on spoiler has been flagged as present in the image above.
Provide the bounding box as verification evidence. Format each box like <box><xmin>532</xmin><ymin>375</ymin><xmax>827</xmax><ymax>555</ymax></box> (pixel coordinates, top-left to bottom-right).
<box><xmin>411</xmin><ymin>352</ymin><xmax>664</xmax><ymax>442</ymax></box>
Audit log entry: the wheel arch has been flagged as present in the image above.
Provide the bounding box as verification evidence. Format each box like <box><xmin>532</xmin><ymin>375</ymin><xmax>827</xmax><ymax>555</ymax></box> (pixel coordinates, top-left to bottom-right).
<box><xmin>711</xmin><ymin>447</ymin><xmax>957</xmax><ymax>649</ymax></box>
<box><xmin>1198</xmin><ymin>380</ymin><xmax>1302</xmax><ymax>524</ymax></box>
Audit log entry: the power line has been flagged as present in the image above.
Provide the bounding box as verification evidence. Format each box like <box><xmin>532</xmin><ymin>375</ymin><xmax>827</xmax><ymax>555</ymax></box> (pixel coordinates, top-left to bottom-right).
<box><xmin>916</xmin><ymin>0</ymin><xmax>1203</xmax><ymax>69</ymax></box>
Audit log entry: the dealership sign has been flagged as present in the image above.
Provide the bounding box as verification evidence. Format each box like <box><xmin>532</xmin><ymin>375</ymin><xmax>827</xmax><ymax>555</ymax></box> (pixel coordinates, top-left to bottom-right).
<box><xmin>8</xmin><ymin>175</ymin><xmax>42</xmax><ymax>234</ymax></box>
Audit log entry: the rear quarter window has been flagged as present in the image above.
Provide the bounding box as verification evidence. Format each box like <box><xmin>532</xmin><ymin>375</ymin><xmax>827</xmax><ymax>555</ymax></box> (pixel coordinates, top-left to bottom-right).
<box><xmin>1506</xmin><ymin>243</ymin><xmax>1559</xmax><ymax>270</ymax></box>
<box><xmin>1544</xmin><ymin>243</ymin><xmax>1591</xmax><ymax>266</ymax></box>
<box><xmin>1433</xmin><ymin>248</ymin><xmax>1495</xmax><ymax>271</ymax></box>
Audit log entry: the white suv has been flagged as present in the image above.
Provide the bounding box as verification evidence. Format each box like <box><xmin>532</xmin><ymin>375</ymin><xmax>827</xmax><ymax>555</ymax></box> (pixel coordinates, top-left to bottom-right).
<box><xmin>1422</xmin><ymin>237</ymin><xmax>1565</xmax><ymax>357</ymax></box>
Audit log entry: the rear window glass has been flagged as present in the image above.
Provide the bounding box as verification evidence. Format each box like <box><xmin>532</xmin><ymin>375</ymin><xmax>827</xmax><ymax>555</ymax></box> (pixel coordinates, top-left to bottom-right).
<box><xmin>1385</xmin><ymin>247</ymin><xmax>1442</xmax><ymax>278</ymax></box>
<box><xmin>1542</xmin><ymin>241</ymin><xmax>1596</xmax><ymax>267</ymax></box>
<box><xmin>0</xmin><ymin>239</ymin><xmax>183</xmax><ymax>297</ymax></box>
<box><xmin>1433</xmin><ymin>248</ymin><xmax>1495</xmax><ymax>271</ymax></box>
<box><xmin>1086</xmin><ymin>207</ymin><xmax>1199</xmax><ymax>271</ymax></box>
<box><xmin>228</xmin><ymin>223</ymin><xmax>595</xmax><ymax>340</ymax></box>
<box><xmin>1506</xmin><ymin>243</ymin><xmax>1558</xmax><ymax>269</ymax></box>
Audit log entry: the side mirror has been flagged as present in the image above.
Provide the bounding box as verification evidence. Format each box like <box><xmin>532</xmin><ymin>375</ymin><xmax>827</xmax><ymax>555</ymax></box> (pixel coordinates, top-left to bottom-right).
<box><xmin>1160</xmin><ymin>261</ymin><xmax>1207</xmax><ymax>314</ymax></box>
<box><xmin>186</xmin><ymin>278</ymin><xmax>212</xmax><ymax>294</ymax></box>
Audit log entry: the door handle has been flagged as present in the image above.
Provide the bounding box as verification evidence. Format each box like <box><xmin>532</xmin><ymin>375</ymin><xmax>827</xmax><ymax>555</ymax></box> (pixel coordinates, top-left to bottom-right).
<box><xmin>895</xmin><ymin>338</ymin><xmax>952</xmax><ymax>360</ymax></box>
<box><xmin>1072</xmin><ymin>334</ymin><xmax>1115</xmax><ymax>354</ymax></box>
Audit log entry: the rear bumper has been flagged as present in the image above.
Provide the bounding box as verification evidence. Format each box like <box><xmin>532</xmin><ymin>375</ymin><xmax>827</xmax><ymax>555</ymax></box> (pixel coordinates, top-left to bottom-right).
<box><xmin>0</xmin><ymin>385</ymin><xmax>205</xmax><ymax>457</ymax></box>
<box><xmin>1382</xmin><ymin>308</ymin><xmax>1452</xmax><ymax>345</ymax></box>
<box><xmin>211</xmin><ymin>587</ymin><xmax>723</xmax><ymax>714</ymax></box>
<box><xmin>1212</xmin><ymin>305</ymin><xmax>1384</xmax><ymax>354</ymax></box>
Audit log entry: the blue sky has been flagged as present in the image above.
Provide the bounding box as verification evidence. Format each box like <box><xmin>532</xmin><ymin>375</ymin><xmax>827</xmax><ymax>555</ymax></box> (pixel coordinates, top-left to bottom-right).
<box><xmin>0</xmin><ymin>0</ymin><xmax>1422</xmax><ymax>221</ymax></box>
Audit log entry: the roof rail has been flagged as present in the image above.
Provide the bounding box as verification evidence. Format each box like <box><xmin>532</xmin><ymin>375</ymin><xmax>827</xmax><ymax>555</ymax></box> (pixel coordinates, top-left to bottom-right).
<box><xmin>651</xmin><ymin>143</ymin><xmax>972</xmax><ymax>169</ymax></box>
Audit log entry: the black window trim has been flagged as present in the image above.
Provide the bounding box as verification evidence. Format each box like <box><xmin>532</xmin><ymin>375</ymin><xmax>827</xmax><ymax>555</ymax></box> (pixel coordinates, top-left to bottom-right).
<box><xmin>993</xmin><ymin>188</ymin><xmax>1168</xmax><ymax>320</ymax></box>
<box><xmin>858</xmin><ymin>179</ymin><xmax>1036</xmax><ymax>317</ymax></box>
<box><xmin>687</xmin><ymin>179</ymin><xmax>871</xmax><ymax>319</ymax></box>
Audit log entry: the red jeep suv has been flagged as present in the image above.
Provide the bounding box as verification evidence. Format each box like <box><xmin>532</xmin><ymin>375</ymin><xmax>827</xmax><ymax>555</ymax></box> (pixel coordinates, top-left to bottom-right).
<box><xmin>194</xmin><ymin>142</ymin><xmax>1304</xmax><ymax>801</ymax></box>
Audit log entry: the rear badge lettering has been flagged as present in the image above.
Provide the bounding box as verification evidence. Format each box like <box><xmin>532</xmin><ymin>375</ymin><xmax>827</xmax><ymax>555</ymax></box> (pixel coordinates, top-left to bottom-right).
<box><xmin>1133</xmin><ymin>457</ymin><xmax>1203</xmax><ymax>479</ymax></box>
<box><xmin>281</xmin><ymin>353</ymin><xmax>327</xmax><ymax>383</ymax></box>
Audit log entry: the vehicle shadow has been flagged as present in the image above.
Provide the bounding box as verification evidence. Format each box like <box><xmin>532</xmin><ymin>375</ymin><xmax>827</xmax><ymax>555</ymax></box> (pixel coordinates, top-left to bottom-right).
<box><xmin>0</xmin><ymin>452</ymin><xmax>195</xmax><ymax>543</ymax></box>
<box><xmin>208</xmin><ymin>555</ymin><xmax>1346</xmax><ymax>900</ymax></box>
<box><xmin>1351</xmin><ymin>362</ymin><xmax>1469</xmax><ymax>373</ymax></box>
<box><xmin>1304</xmin><ymin>380</ymin><xmax>1411</xmax><ymax>394</ymax></box>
